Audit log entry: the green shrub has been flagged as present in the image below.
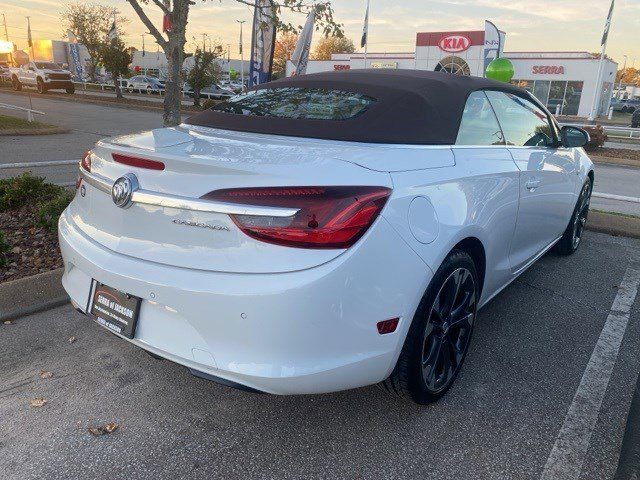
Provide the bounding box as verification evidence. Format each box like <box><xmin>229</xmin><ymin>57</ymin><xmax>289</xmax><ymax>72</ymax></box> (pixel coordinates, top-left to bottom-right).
<box><xmin>0</xmin><ymin>172</ymin><xmax>65</xmax><ymax>212</ymax></box>
<box><xmin>36</xmin><ymin>190</ymin><xmax>75</xmax><ymax>233</ymax></box>
<box><xmin>0</xmin><ymin>230</ymin><xmax>9</xmax><ymax>267</ymax></box>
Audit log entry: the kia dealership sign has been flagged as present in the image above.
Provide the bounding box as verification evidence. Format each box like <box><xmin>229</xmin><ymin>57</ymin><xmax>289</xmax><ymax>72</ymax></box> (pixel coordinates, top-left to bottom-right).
<box><xmin>438</xmin><ymin>35</ymin><xmax>471</xmax><ymax>53</ymax></box>
<box><xmin>532</xmin><ymin>65</ymin><xmax>565</xmax><ymax>75</ymax></box>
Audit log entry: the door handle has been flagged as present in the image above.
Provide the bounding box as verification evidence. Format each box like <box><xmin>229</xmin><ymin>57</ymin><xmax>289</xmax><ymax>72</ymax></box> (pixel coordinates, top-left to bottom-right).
<box><xmin>525</xmin><ymin>179</ymin><xmax>541</xmax><ymax>191</ymax></box>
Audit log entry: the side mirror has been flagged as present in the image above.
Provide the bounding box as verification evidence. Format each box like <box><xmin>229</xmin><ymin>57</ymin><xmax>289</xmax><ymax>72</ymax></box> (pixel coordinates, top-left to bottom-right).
<box><xmin>561</xmin><ymin>125</ymin><xmax>589</xmax><ymax>148</ymax></box>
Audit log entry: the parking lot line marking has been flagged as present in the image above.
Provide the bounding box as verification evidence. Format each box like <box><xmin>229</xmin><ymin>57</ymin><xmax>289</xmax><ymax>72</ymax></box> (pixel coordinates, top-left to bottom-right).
<box><xmin>0</xmin><ymin>160</ymin><xmax>78</xmax><ymax>169</ymax></box>
<box><xmin>540</xmin><ymin>266</ymin><xmax>640</xmax><ymax>480</ymax></box>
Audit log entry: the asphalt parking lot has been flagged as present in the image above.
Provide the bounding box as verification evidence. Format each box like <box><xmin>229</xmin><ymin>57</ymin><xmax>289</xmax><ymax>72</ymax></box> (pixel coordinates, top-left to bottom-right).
<box><xmin>1</xmin><ymin>231</ymin><xmax>639</xmax><ymax>480</ymax></box>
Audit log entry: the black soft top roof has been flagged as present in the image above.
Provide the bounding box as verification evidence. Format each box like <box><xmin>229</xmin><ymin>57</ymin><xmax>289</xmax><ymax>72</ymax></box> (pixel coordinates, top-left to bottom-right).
<box><xmin>185</xmin><ymin>69</ymin><xmax>529</xmax><ymax>145</ymax></box>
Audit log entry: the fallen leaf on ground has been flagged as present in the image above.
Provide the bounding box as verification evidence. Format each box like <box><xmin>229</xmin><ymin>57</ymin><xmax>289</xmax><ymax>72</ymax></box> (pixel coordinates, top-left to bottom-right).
<box><xmin>88</xmin><ymin>422</ymin><xmax>119</xmax><ymax>436</ymax></box>
<box><xmin>68</xmin><ymin>336</ymin><xmax>76</xmax><ymax>343</ymax></box>
<box><xmin>39</xmin><ymin>370</ymin><xmax>53</xmax><ymax>379</ymax></box>
<box><xmin>29</xmin><ymin>398</ymin><xmax>47</xmax><ymax>408</ymax></box>
<box><xmin>3</xmin><ymin>320</ymin><xmax>12</xmax><ymax>325</ymax></box>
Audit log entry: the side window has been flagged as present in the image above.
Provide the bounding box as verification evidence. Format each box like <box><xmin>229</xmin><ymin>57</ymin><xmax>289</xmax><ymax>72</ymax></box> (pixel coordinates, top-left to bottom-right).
<box><xmin>485</xmin><ymin>91</ymin><xmax>555</xmax><ymax>147</ymax></box>
<box><xmin>455</xmin><ymin>91</ymin><xmax>505</xmax><ymax>146</ymax></box>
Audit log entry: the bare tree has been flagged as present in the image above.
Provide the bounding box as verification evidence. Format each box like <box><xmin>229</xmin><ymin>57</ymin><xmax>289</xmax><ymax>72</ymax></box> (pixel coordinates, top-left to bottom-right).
<box><xmin>125</xmin><ymin>0</ymin><xmax>343</xmax><ymax>127</ymax></box>
<box><xmin>61</xmin><ymin>3</ymin><xmax>127</xmax><ymax>81</ymax></box>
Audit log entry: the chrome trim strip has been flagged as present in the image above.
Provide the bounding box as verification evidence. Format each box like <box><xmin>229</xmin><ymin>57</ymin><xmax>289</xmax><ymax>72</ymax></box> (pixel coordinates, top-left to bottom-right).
<box><xmin>79</xmin><ymin>169</ymin><xmax>298</xmax><ymax>217</ymax></box>
<box><xmin>81</xmin><ymin>169</ymin><xmax>111</xmax><ymax>193</ymax></box>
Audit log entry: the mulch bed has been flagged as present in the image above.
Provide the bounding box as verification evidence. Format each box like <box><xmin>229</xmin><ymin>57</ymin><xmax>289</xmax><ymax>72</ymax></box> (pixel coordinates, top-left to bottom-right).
<box><xmin>0</xmin><ymin>206</ymin><xmax>63</xmax><ymax>283</ymax></box>
<box><xmin>593</xmin><ymin>147</ymin><xmax>640</xmax><ymax>162</ymax></box>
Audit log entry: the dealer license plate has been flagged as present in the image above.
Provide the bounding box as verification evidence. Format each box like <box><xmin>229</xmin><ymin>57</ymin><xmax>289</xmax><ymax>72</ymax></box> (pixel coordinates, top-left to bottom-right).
<box><xmin>88</xmin><ymin>280</ymin><xmax>141</xmax><ymax>339</ymax></box>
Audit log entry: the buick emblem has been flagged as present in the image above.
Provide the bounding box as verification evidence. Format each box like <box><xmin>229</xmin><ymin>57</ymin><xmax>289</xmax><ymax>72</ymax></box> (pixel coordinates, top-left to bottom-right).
<box><xmin>111</xmin><ymin>173</ymin><xmax>139</xmax><ymax>209</ymax></box>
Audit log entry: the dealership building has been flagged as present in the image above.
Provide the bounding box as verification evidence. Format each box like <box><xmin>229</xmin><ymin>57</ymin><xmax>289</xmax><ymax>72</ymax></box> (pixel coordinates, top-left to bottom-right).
<box><xmin>287</xmin><ymin>29</ymin><xmax>618</xmax><ymax>118</ymax></box>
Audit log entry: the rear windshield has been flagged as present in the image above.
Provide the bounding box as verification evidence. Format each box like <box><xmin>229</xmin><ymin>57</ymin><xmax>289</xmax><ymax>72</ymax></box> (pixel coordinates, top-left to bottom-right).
<box><xmin>211</xmin><ymin>87</ymin><xmax>376</xmax><ymax>121</ymax></box>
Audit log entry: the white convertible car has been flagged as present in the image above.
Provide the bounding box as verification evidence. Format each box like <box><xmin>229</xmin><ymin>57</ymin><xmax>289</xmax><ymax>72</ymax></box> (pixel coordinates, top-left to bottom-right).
<box><xmin>59</xmin><ymin>70</ymin><xmax>593</xmax><ymax>404</ymax></box>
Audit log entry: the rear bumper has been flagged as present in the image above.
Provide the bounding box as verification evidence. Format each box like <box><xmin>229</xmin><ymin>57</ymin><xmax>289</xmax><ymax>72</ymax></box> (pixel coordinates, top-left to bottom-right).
<box><xmin>59</xmin><ymin>208</ymin><xmax>431</xmax><ymax>395</ymax></box>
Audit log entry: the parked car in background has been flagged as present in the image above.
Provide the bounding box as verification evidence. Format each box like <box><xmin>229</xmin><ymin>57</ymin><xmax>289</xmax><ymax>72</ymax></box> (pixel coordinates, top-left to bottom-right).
<box><xmin>611</xmin><ymin>98</ymin><xmax>627</xmax><ymax>113</ymax></box>
<box><xmin>220</xmin><ymin>80</ymin><xmax>244</xmax><ymax>94</ymax></box>
<box><xmin>622</xmin><ymin>99</ymin><xmax>640</xmax><ymax>113</ymax></box>
<box><xmin>632</xmin><ymin>108</ymin><xmax>640</xmax><ymax>128</ymax></box>
<box><xmin>61</xmin><ymin>70</ymin><xmax>594</xmax><ymax>404</ymax></box>
<box><xmin>197</xmin><ymin>84</ymin><xmax>235</xmax><ymax>100</ymax></box>
<box><xmin>127</xmin><ymin>75</ymin><xmax>165</xmax><ymax>94</ymax></box>
<box><xmin>0</xmin><ymin>62</ymin><xmax>10</xmax><ymax>82</ymax></box>
<box><xmin>10</xmin><ymin>61</ymin><xmax>75</xmax><ymax>94</ymax></box>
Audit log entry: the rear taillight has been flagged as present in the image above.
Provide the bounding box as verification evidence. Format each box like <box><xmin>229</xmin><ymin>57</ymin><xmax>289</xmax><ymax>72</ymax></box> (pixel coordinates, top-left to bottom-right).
<box><xmin>204</xmin><ymin>186</ymin><xmax>391</xmax><ymax>249</ymax></box>
<box><xmin>80</xmin><ymin>150</ymin><xmax>91</xmax><ymax>172</ymax></box>
<box><xmin>112</xmin><ymin>153</ymin><xmax>165</xmax><ymax>171</ymax></box>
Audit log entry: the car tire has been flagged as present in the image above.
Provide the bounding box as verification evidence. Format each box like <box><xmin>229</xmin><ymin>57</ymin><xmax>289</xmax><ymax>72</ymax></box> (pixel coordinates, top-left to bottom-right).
<box><xmin>36</xmin><ymin>78</ymin><xmax>47</xmax><ymax>94</ymax></box>
<box><xmin>11</xmin><ymin>77</ymin><xmax>21</xmax><ymax>91</ymax></box>
<box><xmin>66</xmin><ymin>85</ymin><xmax>75</xmax><ymax>94</ymax></box>
<box><xmin>381</xmin><ymin>249</ymin><xmax>479</xmax><ymax>404</ymax></box>
<box><xmin>556</xmin><ymin>178</ymin><xmax>592</xmax><ymax>256</ymax></box>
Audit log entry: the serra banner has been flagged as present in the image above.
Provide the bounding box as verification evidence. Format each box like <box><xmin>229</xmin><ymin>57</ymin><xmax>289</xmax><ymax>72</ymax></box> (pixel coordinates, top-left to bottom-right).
<box><xmin>249</xmin><ymin>0</ymin><xmax>277</xmax><ymax>87</ymax></box>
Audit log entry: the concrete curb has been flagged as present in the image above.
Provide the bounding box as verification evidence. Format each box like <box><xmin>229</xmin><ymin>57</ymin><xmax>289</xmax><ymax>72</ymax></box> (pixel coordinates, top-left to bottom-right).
<box><xmin>586</xmin><ymin>211</ymin><xmax>640</xmax><ymax>240</ymax></box>
<box><xmin>0</xmin><ymin>267</ymin><xmax>68</xmax><ymax>322</ymax></box>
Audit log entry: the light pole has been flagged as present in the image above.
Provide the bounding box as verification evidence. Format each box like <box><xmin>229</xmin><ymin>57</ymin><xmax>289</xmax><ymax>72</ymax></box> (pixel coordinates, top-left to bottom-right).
<box><xmin>236</xmin><ymin>20</ymin><xmax>245</xmax><ymax>89</ymax></box>
<box><xmin>617</xmin><ymin>54</ymin><xmax>627</xmax><ymax>99</ymax></box>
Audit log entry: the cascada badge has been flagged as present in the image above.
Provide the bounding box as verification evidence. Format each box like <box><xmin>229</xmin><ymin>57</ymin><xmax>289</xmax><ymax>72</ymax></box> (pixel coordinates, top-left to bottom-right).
<box><xmin>111</xmin><ymin>173</ymin><xmax>139</xmax><ymax>209</ymax></box>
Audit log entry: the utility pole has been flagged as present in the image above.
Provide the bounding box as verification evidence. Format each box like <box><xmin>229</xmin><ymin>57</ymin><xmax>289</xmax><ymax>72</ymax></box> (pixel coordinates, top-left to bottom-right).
<box><xmin>236</xmin><ymin>20</ymin><xmax>245</xmax><ymax>89</ymax></box>
<box><xmin>202</xmin><ymin>33</ymin><xmax>207</xmax><ymax>53</ymax></box>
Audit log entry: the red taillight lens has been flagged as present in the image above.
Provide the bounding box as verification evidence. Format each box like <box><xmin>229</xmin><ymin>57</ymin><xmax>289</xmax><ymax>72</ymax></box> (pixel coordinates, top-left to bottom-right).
<box><xmin>112</xmin><ymin>153</ymin><xmax>165</xmax><ymax>171</ymax></box>
<box><xmin>204</xmin><ymin>186</ymin><xmax>391</xmax><ymax>249</ymax></box>
<box><xmin>80</xmin><ymin>150</ymin><xmax>91</xmax><ymax>172</ymax></box>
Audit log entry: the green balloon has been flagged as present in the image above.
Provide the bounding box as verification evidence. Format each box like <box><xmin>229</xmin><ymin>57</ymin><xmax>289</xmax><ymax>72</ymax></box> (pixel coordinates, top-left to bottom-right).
<box><xmin>485</xmin><ymin>58</ymin><xmax>514</xmax><ymax>83</ymax></box>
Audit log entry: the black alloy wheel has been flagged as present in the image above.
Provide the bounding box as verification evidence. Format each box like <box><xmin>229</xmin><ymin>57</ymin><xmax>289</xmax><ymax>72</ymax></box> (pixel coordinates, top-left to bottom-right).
<box><xmin>571</xmin><ymin>181</ymin><xmax>591</xmax><ymax>250</ymax></box>
<box><xmin>381</xmin><ymin>249</ymin><xmax>479</xmax><ymax>404</ymax></box>
<box><xmin>556</xmin><ymin>179</ymin><xmax>592</xmax><ymax>255</ymax></box>
<box><xmin>421</xmin><ymin>267</ymin><xmax>477</xmax><ymax>393</ymax></box>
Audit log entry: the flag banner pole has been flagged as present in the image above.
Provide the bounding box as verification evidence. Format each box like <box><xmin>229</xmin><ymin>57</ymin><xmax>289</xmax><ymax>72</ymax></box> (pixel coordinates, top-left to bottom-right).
<box><xmin>290</xmin><ymin>8</ymin><xmax>316</xmax><ymax>76</ymax></box>
<box><xmin>483</xmin><ymin>20</ymin><xmax>500</xmax><ymax>76</ymax></box>
<box><xmin>361</xmin><ymin>0</ymin><xmax>370</xmax><ymax>67</ymax></box>
<box><xmin>589</xmin><ymin>0</ymin><xmax>615</xmax><ymax>121</ymax></box>
<box><xmin>249</xmin><ymin>0</ymin><xmax>276</xmax><ymax>87</ymax></box>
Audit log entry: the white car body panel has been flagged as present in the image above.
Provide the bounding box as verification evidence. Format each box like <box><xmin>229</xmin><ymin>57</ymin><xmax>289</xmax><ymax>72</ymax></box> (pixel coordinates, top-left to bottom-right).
<box><xmin>59</xmin><ymin>119</ymin><xmax>593</xmax><ymax>394</ymax></box>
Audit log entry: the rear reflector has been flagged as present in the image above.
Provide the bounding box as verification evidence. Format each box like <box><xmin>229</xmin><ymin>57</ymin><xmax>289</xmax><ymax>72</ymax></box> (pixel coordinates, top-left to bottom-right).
<box><xmin>377</xmin><ymin>318</ymin><xmax>399</xmax><ymax>335</ymax></box>
<box><xmin>112</xmin><ymin>153</ymin><xmax>165</xmax><ymax>171</ymax></box>
<box><xmin>203</xmin><ymin>186</ymin><xmax>391</xmax><ymax>249</ymax></box>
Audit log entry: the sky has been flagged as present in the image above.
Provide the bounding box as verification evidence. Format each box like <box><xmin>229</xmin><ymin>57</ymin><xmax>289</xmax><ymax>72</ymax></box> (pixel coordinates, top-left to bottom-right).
<box><xmin>1</xmin><ymin>0</ymin><xmax>639</xmax><ymax>67</ymax></box>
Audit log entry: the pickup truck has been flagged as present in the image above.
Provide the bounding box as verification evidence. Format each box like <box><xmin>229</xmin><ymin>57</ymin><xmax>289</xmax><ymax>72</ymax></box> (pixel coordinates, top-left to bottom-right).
<box><xmin>10</xmin><ymin>61</ymin><xmax>75</xmax><ymax>94</ymax></box>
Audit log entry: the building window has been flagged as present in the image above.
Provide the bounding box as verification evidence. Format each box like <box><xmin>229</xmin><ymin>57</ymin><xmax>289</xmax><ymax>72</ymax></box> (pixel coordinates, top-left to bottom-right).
<box><xmin>511</xmin><ymin>79</ymin><xmax>583</xmax><ymax>116</ymax></box>
<box><xmin>435</xmin><ymin>56</ymin><xmax>471</xmax><ymax>76</ymax></box>
<box><xmin>548</xmin><ymin>81</ymin><xmax>568</xmax><ymax>114</ymax></box>
<box><xmin>565</xmin><ymin>81</ymin><xmax>583</xmax><ymax>116</ymax></box>
<box><xmin>533</xmin><ymin>80</ymin><xmax>551</xmax><ymax>105</ymax></box>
